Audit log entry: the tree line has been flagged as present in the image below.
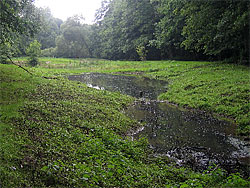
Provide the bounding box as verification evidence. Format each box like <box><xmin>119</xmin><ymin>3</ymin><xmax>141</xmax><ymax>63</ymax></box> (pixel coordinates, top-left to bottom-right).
<box><xmin>1</xmin><ymin>0</ymin><xmax>249</xmax><ymax>64</ymax></box>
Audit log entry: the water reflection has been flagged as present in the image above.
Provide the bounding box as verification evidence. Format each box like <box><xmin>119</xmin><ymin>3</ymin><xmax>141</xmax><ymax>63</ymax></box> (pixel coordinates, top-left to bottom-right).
<box><xmin>68</xmin><ymin>73</ymin><xmax>168</xmax><ymax>100</ymax></box>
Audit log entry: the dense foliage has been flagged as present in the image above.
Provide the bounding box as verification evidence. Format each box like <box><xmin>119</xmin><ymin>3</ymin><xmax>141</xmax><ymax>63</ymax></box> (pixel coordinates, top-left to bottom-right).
<box><xmin>91</xmin><ymin>0</ymin><xmax>249</xmax><ymax>62</ymax></box>
<box><xmin>55</xmin><ymin>16</ymin><xmax>92</xmax><ymax>58</ymax></box>
<box><xmin>0</xmin><ymin>0</ymin><xmax>41</xmax><ymax>62</ymax></box>
<box><xmin>93</xmin><ymin>0</ymin><xmax>158</xmax><ymax>60</ymax></box>
<box><xmin>36</xmin><ymin>8</ymin><xmax>62</xmax><ymax>50</ymax></box>
<box><xmin>180</xmin><ymin>0</ymin><xmax>249</xmax><ymax>63</ymax></box>
<box><xmin>1</xmin><ymin>0</ymin><xmax>248</xmax><ymax>63</ymax></box>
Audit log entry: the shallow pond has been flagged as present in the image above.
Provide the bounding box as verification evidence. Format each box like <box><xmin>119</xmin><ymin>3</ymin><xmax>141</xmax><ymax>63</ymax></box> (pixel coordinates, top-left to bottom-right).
<box><xmin>68</xmin><ymin>73</ymin><xmax>168</xmax><ymax>99</ymax></box>
<box><xmin>68</xmin><ymin>73</ymin><xmax>249</xmax><ymax>175</ymax></box>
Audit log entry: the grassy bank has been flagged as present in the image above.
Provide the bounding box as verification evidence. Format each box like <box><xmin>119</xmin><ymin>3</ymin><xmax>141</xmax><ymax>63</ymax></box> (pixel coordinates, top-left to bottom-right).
<box><xmin>148</xmin><ymin>62</ymin><xmax>250</xmax><ymax>136</ymax></box>
<box><xmin>1</xmin><ymin>63</ymin><xmax>249</xmax><ymax>187</ymax></box>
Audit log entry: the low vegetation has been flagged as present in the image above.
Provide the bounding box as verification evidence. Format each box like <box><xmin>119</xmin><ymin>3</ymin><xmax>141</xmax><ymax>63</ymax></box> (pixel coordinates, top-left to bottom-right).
<box><xmin>0</xmin><ymin>59</ymin><xmax>249</xmax><ymax>187</ymax></box>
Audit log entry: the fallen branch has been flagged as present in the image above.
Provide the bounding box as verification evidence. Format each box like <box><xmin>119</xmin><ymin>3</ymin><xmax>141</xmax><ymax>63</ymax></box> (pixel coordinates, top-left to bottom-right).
<box><xmin>7</xmin><ymin>56</ymin><xmax>33</xmax><ymax>76</ymax></box>
<box><xmin>42</xmin><ymin>76</ymin><xmax>60</xmax><ymax>80</ymax></box>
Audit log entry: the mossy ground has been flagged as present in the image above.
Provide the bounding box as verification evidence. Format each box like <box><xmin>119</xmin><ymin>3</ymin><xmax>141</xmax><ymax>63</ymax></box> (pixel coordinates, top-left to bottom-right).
<box><xmin>0</xmin><ymin>59</ymin><xmax>249</xmax><ymax>187</ymax></box>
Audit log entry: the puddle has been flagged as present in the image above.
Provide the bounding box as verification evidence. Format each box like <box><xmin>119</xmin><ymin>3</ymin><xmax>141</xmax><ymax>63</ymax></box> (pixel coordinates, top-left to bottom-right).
<box><xmin>68</xmin><ymin>73</ymin><xmax>250</xmax><ymax>175</ymax></box>
<box><xmin>68</xmin><ymin>73</ymin><xmax>168</xmax><ymax>100</ymax></box>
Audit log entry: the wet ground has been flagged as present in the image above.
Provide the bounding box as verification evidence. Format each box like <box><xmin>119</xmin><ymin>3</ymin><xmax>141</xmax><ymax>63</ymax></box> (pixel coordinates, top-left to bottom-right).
<box><xmin>68</xmin><ymin>73</ymin><xmax>249</xmax><ymax>176</ymax></box>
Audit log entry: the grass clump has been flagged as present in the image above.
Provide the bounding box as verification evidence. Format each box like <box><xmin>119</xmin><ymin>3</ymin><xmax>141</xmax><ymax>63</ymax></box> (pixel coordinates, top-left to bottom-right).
<box><xmin>1</xmin><ymin>64</ymin><xmax>249</xmax><ymax>187</ymax></box>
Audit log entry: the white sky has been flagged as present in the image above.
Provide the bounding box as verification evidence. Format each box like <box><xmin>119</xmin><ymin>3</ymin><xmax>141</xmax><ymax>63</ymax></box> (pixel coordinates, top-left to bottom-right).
<box><xmin>35</xmin><ymin>0</ymin><xmax>103</xmax><ymax>24</ymax></box>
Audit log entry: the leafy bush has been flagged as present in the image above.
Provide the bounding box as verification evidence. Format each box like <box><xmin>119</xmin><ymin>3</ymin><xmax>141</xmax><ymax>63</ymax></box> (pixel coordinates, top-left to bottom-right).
<box><xmin>26</xmin><ymin>40</ymin><xmax>41</xmax><ymax>66</ymax></box>
<box><xmin>222</xmin><ymin>173</ymin><xmax>250</xmax><ymax>187</ymax></box>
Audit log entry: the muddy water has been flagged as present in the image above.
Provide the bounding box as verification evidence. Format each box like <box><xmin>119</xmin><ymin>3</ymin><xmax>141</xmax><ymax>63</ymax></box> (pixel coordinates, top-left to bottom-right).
<box><xmin>68</xmin><ymin>73</ymin><xmax>168</xmax><ymax>99</ymax></box>
<box><xmin>68</xmin><ymin>73</ymin><xmax>249</xmax><ymax>175</ymax></box>
<box><xmin>127</xmin><ymin>101</ymin><xmax>249</xmax><ymax>174</ymax></box>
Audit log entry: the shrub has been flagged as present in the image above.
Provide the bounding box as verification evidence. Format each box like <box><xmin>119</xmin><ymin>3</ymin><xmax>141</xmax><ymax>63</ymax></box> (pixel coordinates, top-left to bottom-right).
<box><xmin>26</xmin><ymin>40</ymin><xmax>41</xmax><ymax>66</ymax></box>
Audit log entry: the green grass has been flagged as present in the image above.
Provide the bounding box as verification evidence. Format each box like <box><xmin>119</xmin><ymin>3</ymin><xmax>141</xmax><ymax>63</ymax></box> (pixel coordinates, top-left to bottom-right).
<box><xmin>1</xmin><ymin>60</ymin><xmax>249</xmax><ymax>187</ymax></box>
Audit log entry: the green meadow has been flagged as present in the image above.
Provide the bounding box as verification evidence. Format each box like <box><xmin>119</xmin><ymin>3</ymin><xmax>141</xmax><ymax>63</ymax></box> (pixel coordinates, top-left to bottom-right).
<box><xmin>0</xmin><ymin>58</ymin><xmax>249</xmax><ymax>187</ymax></box>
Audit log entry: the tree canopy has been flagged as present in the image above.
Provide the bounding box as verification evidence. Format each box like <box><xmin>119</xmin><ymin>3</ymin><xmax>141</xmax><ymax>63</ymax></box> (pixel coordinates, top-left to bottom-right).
<box><xmin>0</xmin><ymin>0</ymin><xmax>41</xmax><ymax>62</ymax></box>
<box><xmin>55</xmin><ymin>16</ymin><xmax>91</xmax><ymax>58</ymax></box>
<box><xmin>0</xmin><ymin>0</ymin><xmax>249</xmax><ymax>63</ymax></box>
<box><xmin>181</xmin><ymin>0</ymin><xmax>249</xmax><ymax>62</ymax></box>
<box><xmin>91</xmin><ymin>0</ymin><xmax>249</xmax><ymax>63</ymax></box>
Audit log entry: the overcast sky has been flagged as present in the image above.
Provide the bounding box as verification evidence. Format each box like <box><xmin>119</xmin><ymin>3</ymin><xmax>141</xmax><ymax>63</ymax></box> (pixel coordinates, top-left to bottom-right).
<box><xmin>35</xmin><ymin>0</ymin><xmax>103</xmax><ymax>24</ymax></box>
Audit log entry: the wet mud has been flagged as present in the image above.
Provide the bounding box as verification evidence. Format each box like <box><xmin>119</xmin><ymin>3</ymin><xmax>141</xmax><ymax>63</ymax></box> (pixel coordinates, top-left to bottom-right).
<box><xmin>126</xmin><ymin>100</ymin><xmax>249</xmax><ymax>176</ymax></box>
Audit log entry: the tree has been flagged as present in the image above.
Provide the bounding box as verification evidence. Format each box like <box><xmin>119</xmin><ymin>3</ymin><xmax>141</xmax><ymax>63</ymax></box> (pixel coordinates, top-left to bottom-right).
<box><xmin>26</xmin><ymin>40</ymin><xmax>41</xmax><ymax>66</ymax></box>
<box><xmin>150</xmin><ymin>0</ymin><xmax>188</xmax><ymax>59</ymax></box>
<box><xmin>36</xmin><ymin>8</ymin><xmax>62</xmax><ymax>50</ymax></box>
<box><xmin>181</xmin><ymin>0</ymin><xmax>249</xmax><ymax>63</ymax></box>
<box><xmin>55</xmin><ymin>16</ymin><xmax>91</xmax><ymax>58</ymax></box>
<box><xmin>149</xmin><ymin>0</ymin><xmax>249</xmax><ymax>62</ymax></box>
<box><xmin>0</xmin><ymin>0</ymin><xmax>41</xmax><ymax>62</ymax></box>
<box><xmin>93</xmin><ymin>0</ymin><xmax>158</xmax><ymax>60</ymax></box>
<box><xmin>119</xmin><ymin>0</ymin><xmax>157</xmax><ymax>59</ymax></box>
<box><xmin>93</xmin><ymin>0</ymin><xmax>126</xmax><ymax>59</ymax></box>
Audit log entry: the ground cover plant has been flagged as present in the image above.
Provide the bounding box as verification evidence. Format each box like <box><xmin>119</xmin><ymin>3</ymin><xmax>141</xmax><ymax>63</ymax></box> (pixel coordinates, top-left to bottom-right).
<box><xmin>1</xmin><ymin>62</ymin><xmax>249</xmax><ymax>187</ymax></box>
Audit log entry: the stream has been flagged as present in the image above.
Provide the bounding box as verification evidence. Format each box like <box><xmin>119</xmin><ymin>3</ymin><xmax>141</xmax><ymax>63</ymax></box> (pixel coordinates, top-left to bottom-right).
<box><xmin>68</xmin><ymin>73</ymin><xmax>249</xmax><ymax>175</ymax></box>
